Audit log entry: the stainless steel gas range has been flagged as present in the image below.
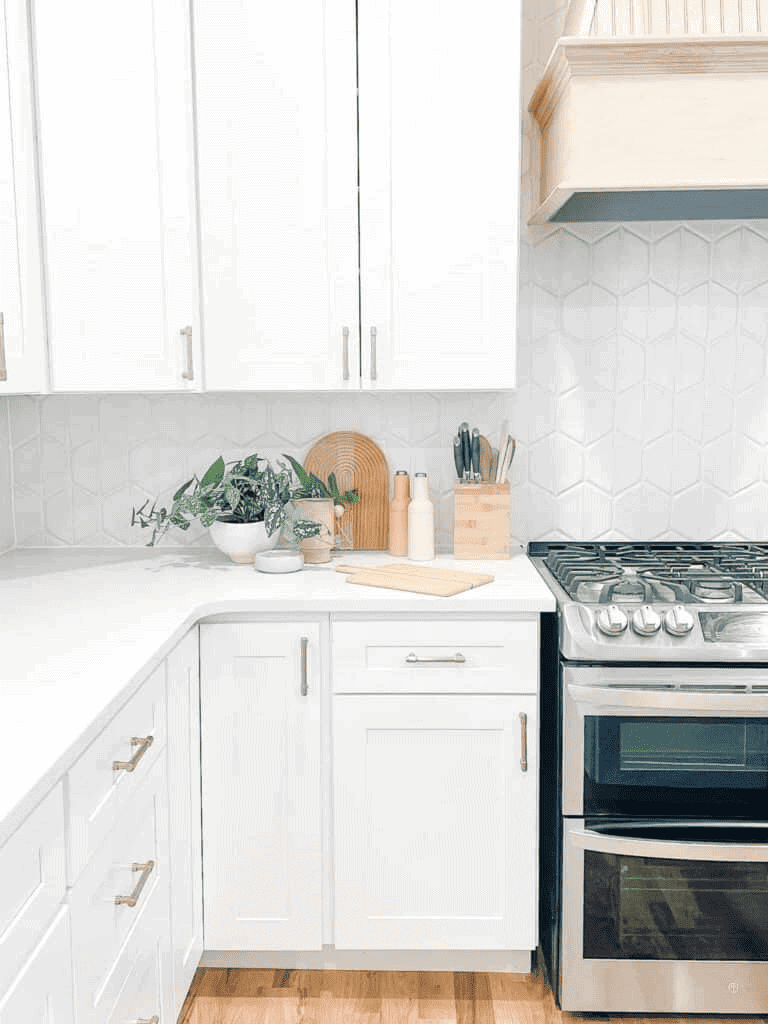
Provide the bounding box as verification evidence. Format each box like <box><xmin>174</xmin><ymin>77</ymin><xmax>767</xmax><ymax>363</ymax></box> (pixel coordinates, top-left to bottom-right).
<box><xmin>529</xmin><ymin>542</ymin><xmax>768</xmax><ymax>1015</ymax></box>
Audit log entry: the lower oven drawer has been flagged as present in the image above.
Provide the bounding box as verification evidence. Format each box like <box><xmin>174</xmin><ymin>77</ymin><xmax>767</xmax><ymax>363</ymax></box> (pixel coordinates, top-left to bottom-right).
<box><xmin>560</xmin><ymin>818</ymin><xmax>768</xmax><ymax>1013</ymax></box>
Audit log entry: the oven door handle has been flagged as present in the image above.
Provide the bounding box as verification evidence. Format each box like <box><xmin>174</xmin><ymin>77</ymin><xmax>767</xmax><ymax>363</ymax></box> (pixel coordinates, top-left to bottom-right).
<box><xmin>569</xmin><ymin>824</ymin><xmax>768</xmax><ymax>862</ymax></box>
<box><xmin>566</xmin><ymin>683</ymin><xmax>768</xmax><ymax>715</ymax></box>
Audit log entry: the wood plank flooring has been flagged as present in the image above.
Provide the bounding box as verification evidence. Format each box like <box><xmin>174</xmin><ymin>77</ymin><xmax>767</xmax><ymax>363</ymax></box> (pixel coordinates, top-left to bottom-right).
<box><xmin>179</xmin><ymin>966</ymin><xmax>768</xmax><ymax>1024</ymax></box>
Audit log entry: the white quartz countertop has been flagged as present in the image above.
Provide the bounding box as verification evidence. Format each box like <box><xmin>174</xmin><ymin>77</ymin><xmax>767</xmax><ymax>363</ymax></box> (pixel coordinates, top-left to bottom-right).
<box><xmin>0</xmin><ymin>546</ymin><xmax>555</xmax><ymax>844</ymax></box>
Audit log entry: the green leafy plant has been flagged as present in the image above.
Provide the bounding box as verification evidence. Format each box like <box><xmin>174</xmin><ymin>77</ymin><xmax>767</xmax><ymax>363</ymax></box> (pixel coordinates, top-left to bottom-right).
<box><xmin>283</xmin><ymin>455</ymin><xmax>359</xmax><ymax>508</ymax></box>
<box><xmin>131</xmin><ymin>453</ymin><xmax>323</xmax><ymax>546</ymax></box>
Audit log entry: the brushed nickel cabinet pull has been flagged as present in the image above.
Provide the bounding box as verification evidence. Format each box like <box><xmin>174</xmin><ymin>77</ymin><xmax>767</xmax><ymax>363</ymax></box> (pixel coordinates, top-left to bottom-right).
<box><xmin>370</xmin><ymin>326</ymin><xmax>377</xmax><ymax>381</ymax></box>
<box><xmin>180</xmin><ymin>325</ymin><xmax>194</xmax><ymax>380</ymax></box>
<box><xmin>300</xmin><ymin>636</ymin><xmax>309</xmax><ymax>696</ymax></box>
<box><xmin>519</xmin><ymin>712</ymin><xmax>528</xmax><ymax>772</ymax></box>
<box><xmin>113</xmin><ymin>735</ymin><xmax>154</xmax><ymax>772</ymax></box>
<box><xmin>342</xmin><ymin>326</ymin><xmax>350</xmax><ymax>381</ymax></box>
<box><xmin>135</xmin><ymin>1017</ymin><xmax>159</xmax><ymax>1024</ymax></box>
<box><xmin>114</xmin><ymin>859</ymin><xmax>155</xmax><ymax>907</ymax></box>
<box><xmin>405</xmin><ymin>652</ymin><xmax>466</xmax><ymax>665</ymax></box>
<box><xmin>0</xmin><ymin>313</ymin><xmax>6</xmax><ymax>382</ymax></box>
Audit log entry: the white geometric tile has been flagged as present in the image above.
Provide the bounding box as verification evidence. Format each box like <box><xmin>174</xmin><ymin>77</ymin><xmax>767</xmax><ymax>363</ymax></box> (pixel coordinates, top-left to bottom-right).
<box><xmin>591</xmin><ymin>230</ymin><xmax>649</xmax><ymax>295</ymax></box>
<box><xmin>734</xmin><ymin>336</ymin><xmax>766</xmax><ymax>393</ymax></box>
<box><xmin>557</xmin><ymin>387</ymin><xmax>614</xmax><ymax>444</ymax></box>
<box><xmin>532</xmin><ymin>231</ymin><xmax>591</xmax><ymax>294</ymax></box>
<box><xmin>562</xmin><ymin>284</ymin><xmax>617</xmax><ymax>341</ymax></box>
<box><xmin>8</xmin><ymin>397</ymin><xmax>40</xmax><ymax>448</ymax></box>
<box><xmin>584</xmin><ymin>432</ymin><xmax>643</xmax><ymax>495</ymax></box>
<box><xmin>620</xmin><ymin>383</ymin><xmax>674</xmax><ymax>442</ymax></box>
<box><xmin>615</xmin><ymin>336</ymin><xmax>645</xmax><ymax>392</ymax></box>
<box><xmin>651</xmin><ymin>228</ymin><xmax>709</xmax><ymax>294</ymax></box>
<box><xmin>619</xmin><ymin>282</ymin><xmax>676</xmax><ymax>342</ymax></box>
<box><xmin>12</xmin><ymin>438</ymin><xmax>41</xmax><ymax>494</ymax></box>
<box><xmin>528</xmin><ymin>434</ymin><xmax>583</xmax><ymax>494</ymax></box>
<box><xmin>735</xmin><ymin>380</ymin><xmax>768</xmax><ymax>445</ymax></box>
<box><xmin>739</xmin><ymin>282</ymin><xmax>768</xmax><ymax>341</ymax></box>
<box><xmin>670</xmin><ymin>484</ymin><xmax>729</xmax><ymax>540</ymax></box>
<box><xmin>730</xmin><ymin>483</ymin><xmax>768</xmax><ymax>539</ymax></box>
<box><xmin>556</xmin><ymin>483</ymin><xmax>612</xmax><ymax>537</ymax></box>
<box><xmin>642</xmin><ymin>434</ymin><xmax>700</xmax><ymax>494</ymax></box>
<box><xmin>678</xmin><ymin>282</ymin><xmax>738</xmax><ymax>342</ymax></box>
<box><xmin>712</xmin><ymin>228</ymin><xmax>768</xmax><ymax>294</ymax></box>
<box><xmin>614</xmin><ymin>483</ymin><xmax>669</xmax><ymax>539</ymax></box>
<box><xmin>674</xmin><ymin>336</ymin><xmax>705</xmax><ymax>392</ymax></box>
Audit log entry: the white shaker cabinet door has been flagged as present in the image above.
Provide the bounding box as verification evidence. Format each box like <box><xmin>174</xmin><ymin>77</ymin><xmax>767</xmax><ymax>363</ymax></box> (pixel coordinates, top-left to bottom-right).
<box><xmin>33</xmin><ymin>0</ymin><xmax>199</xmax><ymax>391</ymax></box>
<box><xmin>0</xmin><ymin>0</ymin><xmax>46</xmax><ymax>394</ymax></box>
<box><xmin>358</xmin><ymin>0</ymin><xmax>521</xmax><ymax>390</ymax></box>
<box><xmin>334</xmin><ymin>695</ymin><xmax>538</xmax><ymax>950</ymax></box>
<box><xmin>200</xmin><ymin>623</ymin><xmax>323</xmax><ymax>950</ymax></box>
<box><xmin>166</xmin><ymin>628</ymin><xmax>202</xmax><ymax>1019</ymax></box>
<box><xmin>0</xmin><ymin>908</ymin><xmax>74</xmax><ymax>1024</ymax></box>
<box><xmin>195</xmin><ymin>0</ymin><xmax>359</xmax><ymax>390</ymax></box>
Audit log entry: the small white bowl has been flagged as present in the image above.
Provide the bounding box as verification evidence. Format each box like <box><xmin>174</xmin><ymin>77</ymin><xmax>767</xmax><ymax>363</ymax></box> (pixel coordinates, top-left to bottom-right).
<box><xmin>254</xmin><ymin>549</ymin><xmax>305</xmax><ymax>574</ymax></box>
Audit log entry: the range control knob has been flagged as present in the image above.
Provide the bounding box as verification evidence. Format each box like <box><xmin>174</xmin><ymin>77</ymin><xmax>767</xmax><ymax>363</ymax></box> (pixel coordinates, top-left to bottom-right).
<box><xmin>664</xmin><ymin>604</ymin><xmax>695</xmax><ymax>637</ymax></box>
<box><xmin>631</xmin><ymin>604</ymin><xmax>662</xmax><ymax>637</ymax></box>
<box><xmin>596</xmin><ymin>604</ymin><xmax>628</xmax><ymax>636</ymax></box>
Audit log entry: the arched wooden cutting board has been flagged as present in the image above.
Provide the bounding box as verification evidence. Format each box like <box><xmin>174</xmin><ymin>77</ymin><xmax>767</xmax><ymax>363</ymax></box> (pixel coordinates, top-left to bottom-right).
<box><xmin>303</xmin><ymin>432</ymin><xmax>389</xmax><ymax>550</ymax></box>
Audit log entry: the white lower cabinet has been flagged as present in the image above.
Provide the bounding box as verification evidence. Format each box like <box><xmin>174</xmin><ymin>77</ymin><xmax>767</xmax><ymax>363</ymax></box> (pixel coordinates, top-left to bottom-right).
<box><xmin>0</xmin><ymin>908</ymin><xmax>74</xmax><ymax>1024</ymax></box>
<box><xmin>200</xmin><ymin>622</ymin><xmax>323</xmax><ymax>951</ymax></box>
<box><xmin>333</xmin><ymin>694</ymin><xmax>538</xmax><ymax>950</ymax></box>
<box><xmin>166</xmin><ymin>628</ymin><xmax>203</xmax><ymax>1017</ymax></box>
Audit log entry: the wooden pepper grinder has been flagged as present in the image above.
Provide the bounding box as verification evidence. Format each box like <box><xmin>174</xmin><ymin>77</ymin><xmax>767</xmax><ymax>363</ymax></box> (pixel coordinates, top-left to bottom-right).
<box><xmin>389</xmin><ymin>470</ymin><xmax>410</xmax><ymax>557</ymax></box>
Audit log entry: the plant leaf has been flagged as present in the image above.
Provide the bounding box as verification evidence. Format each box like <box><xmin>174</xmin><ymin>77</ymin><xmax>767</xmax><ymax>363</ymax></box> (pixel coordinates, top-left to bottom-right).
<box><xmin>264</xmin><ymin>499</ymin><xmax>284</xmax><ymax>537</ymax></box>
<box><xmin>172</xmin><ymin>477</ymin><xmax>194</xmax><ymax>501</ymax></box>
<box><xmin>224</xmin><ymin>481</ymin><xmax>241</xmax><ymax>512</ymax></box>
<box><xmin>283</xmin><ymin>454</ymin><xmax>315</xmax><ymax>490</ymax></box>
<box><xmin>199</xmin><ymin>456</ymin><xmax>225</xmax><ymax>489</ymax></box>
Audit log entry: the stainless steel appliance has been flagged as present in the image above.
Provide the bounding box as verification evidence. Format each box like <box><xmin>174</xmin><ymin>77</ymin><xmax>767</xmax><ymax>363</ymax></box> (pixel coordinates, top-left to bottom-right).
<box><xmin>530</xmin><ymin>542</ymin><xmax>768</xmax><ymax>1014</ymax></box>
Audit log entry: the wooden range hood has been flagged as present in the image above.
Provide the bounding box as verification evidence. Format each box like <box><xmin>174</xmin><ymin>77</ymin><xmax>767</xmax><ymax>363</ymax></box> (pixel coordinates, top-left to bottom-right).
<box><xmin>528</xmin><ymin>0</ymin><xmax>768</xmax><ymax>223</ymax></box>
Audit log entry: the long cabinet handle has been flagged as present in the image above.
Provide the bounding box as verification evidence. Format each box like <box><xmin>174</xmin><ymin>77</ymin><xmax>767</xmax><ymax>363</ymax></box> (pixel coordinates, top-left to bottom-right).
<box><xmin>135</xmin><ymin>1017</ymin><xmax>159</xmax><ymax>1024</ymax></box>
<box><xmin>405</xmin><ymin>652</ymin><xmax>466</xmax><ymax>665</ymax></box>
<box><xmin>0</xmin><ymin>313</ymin><xmax>6</xmax><ymax>382</ymax></box>
<box><xmin>115</xmin><ymin>859</ymin><xmax>155</xmax><ymax>907</ymax></box>
<box><xmin>519</xmin><ymin>712</ymin><xmax>528</xmax><ymax>772</ymax></box>
<box><xmin>370</xmin><ymin>326</ymin><xmax>377</xmax><ymax>381</ymax></box>
<box><xmin>342</xmin><ymin>326</ymin><xmax>350</xmax><ymax>381</ymax></box>
<box><xmin>180</xmin><ymin>325</ymin><xmax>194</xmax><ymax>380</ymax></box>
<box><xmin>300</xmin><ymin>636</ymin><xmax>309</xmax><ymax>696</ymax></box>
<box><xmin>113</xmin><ymin>735</ymin><xmax>154</xmax><ymax>772</ymax></box>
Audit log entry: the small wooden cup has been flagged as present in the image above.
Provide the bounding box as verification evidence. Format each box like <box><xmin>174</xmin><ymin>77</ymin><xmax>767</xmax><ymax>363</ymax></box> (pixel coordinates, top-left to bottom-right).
<box><xmin>453</xmin><ymin>482</ymin><xmax>510</xmax><ymax>560</ymax></box>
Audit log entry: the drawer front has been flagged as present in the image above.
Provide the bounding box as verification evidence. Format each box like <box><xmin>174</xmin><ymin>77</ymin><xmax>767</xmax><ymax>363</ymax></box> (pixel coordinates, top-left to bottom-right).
<box><xmin>70</xmin><ymin>756</ymin><xmax>169</xmax><ymax>1024</ymax></box>
<box><xmin>0</xmin><ymin>784</ymin><xmax>66</xmax><ymax>994</ymax></box>
<box><xmin>104</xmin><ymin>876</ymin><xmax>170</xmax><ymax>1024</ymax></box>
<box><xmin>332</xmin><ymin>619</ymin><xmax>538</xmax><ymax>694</ymax></box>
<box><xmin>69</xmin><ymin>663</ymin><xmax>166</xmax><ymax>883</ymax></box>
<box><xmin>0</xmin><ymin>907</ymin><xmax>74</xmax><ymax>1024</ymax></box>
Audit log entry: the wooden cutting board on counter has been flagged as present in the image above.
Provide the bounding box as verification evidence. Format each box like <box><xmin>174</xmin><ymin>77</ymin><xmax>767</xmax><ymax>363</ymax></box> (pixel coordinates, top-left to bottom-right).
<box><xmin>336</xmin><ymin>562</ymin><xmax>495</xmax><ymax>597</ymax></box>
<box><xmin>304</xmin><ymin>431</ymin><xmax>389</xmax><ymax>550</ymax></box>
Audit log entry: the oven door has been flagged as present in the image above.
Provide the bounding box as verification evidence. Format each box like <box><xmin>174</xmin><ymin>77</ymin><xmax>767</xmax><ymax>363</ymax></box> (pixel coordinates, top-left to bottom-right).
<box><xmin>563</xmin><ymin>665</ymin><xmax>768</xmax><ymax>818</ymax></box>
<box><xmin>561</xmin><ymin>818</ymin><xmax>768</xmax><ymax>1013</ymax></box>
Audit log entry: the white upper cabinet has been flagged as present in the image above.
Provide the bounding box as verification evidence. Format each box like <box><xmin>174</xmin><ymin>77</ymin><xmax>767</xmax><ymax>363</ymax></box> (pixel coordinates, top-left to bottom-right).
<box><xmin>358</xmin><ymin>0</ymin><xmax>522</xmax><ymax>390</ymax></box>
<box><xmin>0</xmin><ymin>0</ymin><xmax>47</xmax><ymax>394</ymax></box>
<box><xmin>33</xmin><ymin>0</ymin><xmax>199</xmax><ymax>391</ymax></box>
<box><xmin>195</xmin><ymin>0</ymin><xmax>359</xmax><ymax>390</ymax></box>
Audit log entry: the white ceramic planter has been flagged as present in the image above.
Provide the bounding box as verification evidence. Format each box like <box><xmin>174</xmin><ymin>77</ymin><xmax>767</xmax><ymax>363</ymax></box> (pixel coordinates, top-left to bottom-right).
<box><xmin>208</xmin><ymin>519</ymin><xmax>280</xmax><ymax>564</ymax></box>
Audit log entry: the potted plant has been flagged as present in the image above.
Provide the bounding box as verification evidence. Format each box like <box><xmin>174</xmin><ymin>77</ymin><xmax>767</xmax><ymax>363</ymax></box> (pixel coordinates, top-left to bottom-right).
<box><xmin>131</xmin><ymin>453</ymin><xmax>322</xmax><ymax>563</ymax></box>
<box><xmin>283</xmin><ymin>455</ymin><xmax>359</xmax><ymax>563</ymax></box>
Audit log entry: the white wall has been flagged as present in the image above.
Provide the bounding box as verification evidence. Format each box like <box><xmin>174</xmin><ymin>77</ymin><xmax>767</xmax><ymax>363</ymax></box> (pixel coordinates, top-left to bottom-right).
<box><xmin>2</xmin><ymin>0</ymin><xmax>768</xmax><ymax>551</ymax></box>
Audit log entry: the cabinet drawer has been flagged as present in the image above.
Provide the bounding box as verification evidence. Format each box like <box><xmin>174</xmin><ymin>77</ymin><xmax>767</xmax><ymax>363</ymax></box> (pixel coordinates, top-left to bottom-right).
<box><xmin>0</xmin><ymin>784</ymin><xmax>66</xmax><ymax>994</ymax></box>
<box><xmin>0</xmin><ymin>907</ymin><xmax>74</xmax><ymax>1024</ymax></box>
<box><xmin>70</xmin><ymin>756</ymin><xmax>168</xmax><ymax>1024</ymax></box>
<box><xmin>68</xmin><ymin>663</ymin><xmax>166</xmax><ymax>883</ymax></box>
<box><xmin>332</xmin><ymin>619</ymin><xmax>538</xmax><ymax>694</ymax></box>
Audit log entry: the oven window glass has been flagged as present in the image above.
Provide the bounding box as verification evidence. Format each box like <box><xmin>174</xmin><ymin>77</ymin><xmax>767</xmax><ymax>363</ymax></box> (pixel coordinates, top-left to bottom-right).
<box><xmin>584</xmin><ymin>716</ymin><xmax>768</xmax><ymax>818</ymax></box>
<box><xmin>584</xmin><ymin>850</ymin><xmax>768</xmax><ymax>961</ymax></box>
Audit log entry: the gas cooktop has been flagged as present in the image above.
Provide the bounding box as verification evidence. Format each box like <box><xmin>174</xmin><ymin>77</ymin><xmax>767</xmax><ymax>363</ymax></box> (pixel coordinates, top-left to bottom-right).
<box><xmin>528</xmin><ymin>542</ymin><xmax>768</xmax><ymax>662</ymax></box>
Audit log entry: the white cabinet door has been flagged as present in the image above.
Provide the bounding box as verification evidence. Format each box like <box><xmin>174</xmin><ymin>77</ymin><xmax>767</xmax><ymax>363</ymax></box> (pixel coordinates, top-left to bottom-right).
<box><xmin>33</xmin><ymin>0</ymin><xmax>199</xmax><ymax>391</ymax></box>
<box><xmin>334</xmin><ymin>695</ymin><xmax>537</xmax><ymax>950</ymax></box>
<box><xmin>0</xmin><ymin>0</ymin><xmax>46</xmax><ymax>394</ymax></box>
<box><xmin>358</xmin><ymin>0</ymin><xmax>521</xmax><ymax>390</ymax></box>
<box><xmin>200</xmin><ymin>623</ymin><xmax>323</xmax><ymax>950</ymax></box>
<box><xmin>166</xmin><ymin>628</ymin><xmax>202</xmax><ymax>1018</ymax></box>
<box><xmin>0</xmin><ymin>908</ymin><xmax>74</xmax><ymax>1024</ymax></box>
<box><xmin>195</xmin><ymin>0</ymin><xmax>359</xmax><ymax>390</ymax></box>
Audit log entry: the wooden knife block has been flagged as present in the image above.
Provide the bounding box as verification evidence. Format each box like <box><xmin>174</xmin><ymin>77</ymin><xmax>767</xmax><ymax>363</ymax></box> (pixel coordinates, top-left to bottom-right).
<box><xmin>453</xmin><ymin>482</ymin><xmax>510</xmax><ymax>560</ymax></box>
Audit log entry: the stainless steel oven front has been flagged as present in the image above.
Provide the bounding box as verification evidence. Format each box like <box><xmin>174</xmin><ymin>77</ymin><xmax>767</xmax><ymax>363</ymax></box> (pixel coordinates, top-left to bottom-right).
<box><xmin>561</xmin><ymin>818</ymin><xmax>768</xmax><ymax>1012</ymax></box>
<box><xmin>563</xmin><ymin>666</ymin><xmax>768</xmax><ymax>820</ymax></box>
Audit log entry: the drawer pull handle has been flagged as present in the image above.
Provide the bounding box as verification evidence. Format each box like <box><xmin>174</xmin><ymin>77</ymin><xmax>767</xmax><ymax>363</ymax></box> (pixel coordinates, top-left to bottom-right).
<box><xmin>113</xmin><ymin>735</ymin><xmax>153</xmax><ymax>772</ymax></box>
<box><xmin>405</xmin><ymin>652</ymin><xmax>466</xmax><ymax>665</ymax></box>
<box><xmin>135</xmin><ymin>1018</ymin><xmax>159</xmax><ymax>1024</ymax></box>
<box><xmin>300</xmin><ymin>636</ymin><xmax>309</xmax><ymax>696</ymax></box>
<box><xmin>180</xmin><ymin>325</ymin><xmax>194</xmax><ymax>380</ymax></box>
<box><xmin>115</xmin><ymin>860</ymin><xmax>155</xmax><ymax>907</ymax></box>
<box><xmin>519</xmin><ymin>712</ymin><xmax>528</xmax><ymax>772</ymax></box>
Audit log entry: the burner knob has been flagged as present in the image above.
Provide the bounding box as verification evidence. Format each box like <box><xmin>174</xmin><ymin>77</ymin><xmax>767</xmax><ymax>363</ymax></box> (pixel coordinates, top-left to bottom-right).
<box><xmin>596</xmin><ymin>605</ymin><xmax>628</xmax><ymax>636</ymax></box>
<box><xmin>664</xmin><ymin>604</ymin><xmax>695</xmax><ymax>637</ymax></box>
<box><xmin>631</xmin><ymin>604</ymin><xmax>662</xmax><ymax>637</ymax></box>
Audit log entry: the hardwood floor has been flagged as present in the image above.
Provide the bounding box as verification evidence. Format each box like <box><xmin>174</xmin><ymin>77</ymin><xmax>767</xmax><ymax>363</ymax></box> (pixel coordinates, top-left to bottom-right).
<box><xmin>179</xmin><ymin>966</ymin><xmax>768</xmax><ymax>1024</ymax></box>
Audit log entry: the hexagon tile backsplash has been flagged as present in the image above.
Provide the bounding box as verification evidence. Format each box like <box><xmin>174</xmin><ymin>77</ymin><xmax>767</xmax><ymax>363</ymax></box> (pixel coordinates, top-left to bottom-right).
<box><xmin>3</xmin><ymin>222</ymin><xmax>768</xmax><ymax>555</ymax></box>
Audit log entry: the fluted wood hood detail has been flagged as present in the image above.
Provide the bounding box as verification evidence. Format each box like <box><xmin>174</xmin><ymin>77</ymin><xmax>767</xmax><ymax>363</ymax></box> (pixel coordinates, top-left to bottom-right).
<box><xmin>528</xmin><ymin>0</ymin><xmax>768</xmax><ymax>223</ymax></box>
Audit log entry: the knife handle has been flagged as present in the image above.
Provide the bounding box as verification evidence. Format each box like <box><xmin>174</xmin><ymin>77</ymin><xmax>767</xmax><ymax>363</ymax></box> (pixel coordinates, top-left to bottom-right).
<box><xmin>453</xmin><ymin>437</ymin><xmax>464</xmax><ymax>480</ymax></box>
<box><xmin>459</xmin><ymin>424</ymin><xmax>471</xmax><ymax>480</ymax></box>
<box><xmin>471</xmin><ymin>429</ymin><xmax>481</xmax><ymax>481</ymax></box>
